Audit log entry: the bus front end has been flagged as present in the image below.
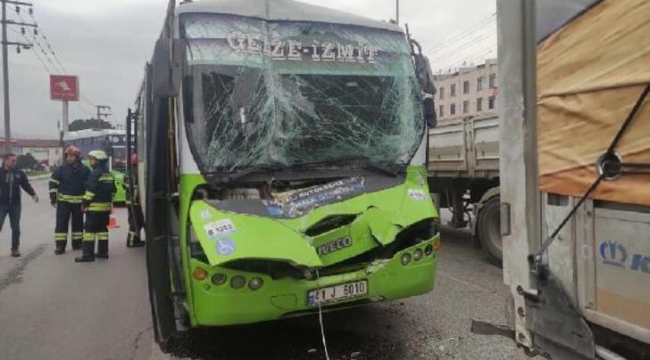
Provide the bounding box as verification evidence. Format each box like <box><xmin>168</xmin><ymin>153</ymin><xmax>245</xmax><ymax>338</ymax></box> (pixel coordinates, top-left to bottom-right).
<box><xmin>143</xmin><ymin>1</ymin><xmax>440</xmax><ymax>342</ymax></box>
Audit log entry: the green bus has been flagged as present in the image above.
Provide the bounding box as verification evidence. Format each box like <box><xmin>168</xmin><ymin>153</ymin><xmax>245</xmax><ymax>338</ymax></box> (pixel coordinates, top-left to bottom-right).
<box><xmin>66</xmin><ymin>129</ymin><xmax>129</xmax><ymax>205</ymax></box>
<box><xmin>132</xmin><ymin>0</ymin><xmax>440</xmax><ymax>350</ymax></box>
<box><xmin>79</xmin><ymin>160</ymin><xmax>126</xmax><ymax>205</ymax></box>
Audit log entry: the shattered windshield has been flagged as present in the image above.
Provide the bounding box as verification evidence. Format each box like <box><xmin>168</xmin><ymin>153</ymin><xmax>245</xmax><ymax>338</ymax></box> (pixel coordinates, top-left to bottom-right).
<box><xmin>181</xmin><ymin>14</ymin><xmax>424</xmax><ymax>174</ymax></box>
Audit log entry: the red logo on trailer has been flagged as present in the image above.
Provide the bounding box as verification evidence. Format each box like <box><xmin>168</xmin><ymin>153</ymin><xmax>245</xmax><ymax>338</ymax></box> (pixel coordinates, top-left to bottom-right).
<box><xmin>50</xmin><ymin>75</ymin><xmax>79</xmax><ymax>101</ymax></box>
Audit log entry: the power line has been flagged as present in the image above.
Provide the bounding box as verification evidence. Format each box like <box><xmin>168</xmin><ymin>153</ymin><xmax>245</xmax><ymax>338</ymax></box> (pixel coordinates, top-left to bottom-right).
<box><xmin>26</xmin><ymin>9</ymin><xmax>66</xmax><ymax>74</ymax></box>
<box><xmin>431</xmin><ymin>13</ymin><xmax>496</xmax><ymax>52</ymax></box>
<box><xmin>13</xmin><ymin>12</ymin><xmax>63</xmax><ymax>74</ymax></box>
<box><xmin>430</xmin><ymin>24</ymin><xmax>497</xmax><ymax>61</ymax></box>
<box><xmin>430</xmin><ymin>32</ymin><xmax>497</xmax><ymax>70</ymax></box>
<box><xmin>431</xmin><ymin>21</ymin><xmax>496</xmax><ymax>58</ymax></box>
<box><xmin>428</xmin><ymin>12</ymin><xmax>497</xmax><ymax>72</ymax></box>
<box><xmin>7</xmin><ymin>25</ymin><xmax>52</xmax><ymax>73</ymax></box>
<box><xmin>75</xmin><ymin>102</ymin><xmax>96</xmax><ymax>118</ymax></box>
<box><xmin>433</xmin><ymin>35</ymin><xmax>497</xmax><ymax>66</ymax></box>
<box><xmin>80</xmin><ymin>93</ymin><xmax>97</xmax><ymax>108</ymax></box>
<box><xmin>23</xmin><ymin>4</ymin><xmax>100</xmax><ymax>110</ymax></box>
<box><xmin>15</xmin><ymin>10</ymin><xmax>64</xmax><ymax>74</ymax></box>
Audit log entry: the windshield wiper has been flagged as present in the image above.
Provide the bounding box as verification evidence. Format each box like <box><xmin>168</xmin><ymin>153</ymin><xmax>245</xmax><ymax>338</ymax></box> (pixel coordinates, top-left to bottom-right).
<box><xmin>292</xmin><ymin>156</ymin><xmax>399</xmax><ymax>177</ymax></box>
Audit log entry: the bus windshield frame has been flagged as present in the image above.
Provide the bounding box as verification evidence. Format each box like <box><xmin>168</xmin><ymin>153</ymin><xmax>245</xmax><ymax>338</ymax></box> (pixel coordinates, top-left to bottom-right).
<box><xmin>180</xmin><ymin>13</ymin><xmax>425</xmax><ymax>176</ymax></box>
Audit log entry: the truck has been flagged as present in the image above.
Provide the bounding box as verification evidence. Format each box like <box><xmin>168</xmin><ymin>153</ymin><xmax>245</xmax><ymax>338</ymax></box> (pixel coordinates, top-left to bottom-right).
<box><xmin>472</xmin><ymin>1</ymin><xmax>650</xmax><ymax>359</ymax></box>
<box><xmin>130</xmin><ymin>0</ymin><xmax>441</xmax><ymax>351</ymax></box>
<box><xmin>427</xmin><ymin>114</ymin><xmax>501</xmax><ymax>265</ymax></box>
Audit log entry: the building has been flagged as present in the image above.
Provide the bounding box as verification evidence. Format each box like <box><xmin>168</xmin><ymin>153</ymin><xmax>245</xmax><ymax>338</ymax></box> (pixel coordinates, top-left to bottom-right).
<box><xmin>434</xmin><ymin>59</ymin><xmax>499</xmax><ymax>122</ymax></box>
<box><xmin>13</xmin><ymin>139</ymin><xmax>62</xmax><ymax>169</ymax></box>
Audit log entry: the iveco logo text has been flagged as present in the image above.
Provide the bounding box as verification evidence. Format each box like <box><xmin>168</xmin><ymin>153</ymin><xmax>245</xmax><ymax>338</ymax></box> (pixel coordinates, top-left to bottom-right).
<box><xmin>600</xmin><ymin>241</ymin><xmax>650</xmax><ymax>274</ymax></box>
<box><xmin>317</xmin><ymin>237</ymin><xmax>353</xmax><ymax>256</ymax></box>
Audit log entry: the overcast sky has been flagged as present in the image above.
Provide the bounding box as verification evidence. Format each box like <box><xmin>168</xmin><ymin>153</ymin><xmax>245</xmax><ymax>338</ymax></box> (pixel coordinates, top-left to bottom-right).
<box><xmin>5</xmin><ymin>0</ymin><xmax>495</xmax><ymax>139</ymax></box>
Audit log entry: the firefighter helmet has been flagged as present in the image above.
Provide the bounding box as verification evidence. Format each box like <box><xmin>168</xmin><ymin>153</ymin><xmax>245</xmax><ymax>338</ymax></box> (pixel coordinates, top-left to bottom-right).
<box><xmin>65</xmin><ymin>145</ymin><xmax>81</xmax><ymax>156</ymax></box>
<box><xmin>88</xmin><ymin>150</ymin><xmax>108</xmax><ymax>161</ymax></box>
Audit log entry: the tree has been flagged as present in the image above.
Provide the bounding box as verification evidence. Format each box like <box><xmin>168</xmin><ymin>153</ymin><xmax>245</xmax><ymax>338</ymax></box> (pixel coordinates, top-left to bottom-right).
<box><xmin>17</xmin><ymin>153</ymin><xmax>38</xmax><ymax>171</ymax></box>
<box><xmin>69</xmin><ymin>118</ymin><xmax>114</xmax><ymax>131</ymax></box>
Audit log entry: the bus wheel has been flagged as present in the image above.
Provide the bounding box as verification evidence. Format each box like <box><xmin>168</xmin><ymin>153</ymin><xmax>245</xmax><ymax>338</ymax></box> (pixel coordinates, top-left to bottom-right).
<box><xmin>477</xmin><ymin>196</ymin><xmax>503</xmax><ymax>267</ymax></box>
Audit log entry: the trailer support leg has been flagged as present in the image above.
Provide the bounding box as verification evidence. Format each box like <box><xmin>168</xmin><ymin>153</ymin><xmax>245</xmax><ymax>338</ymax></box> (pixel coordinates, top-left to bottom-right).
<box><xmin>449</xmin><ymin>188</ymin><xmax>468</xmax><ymax>228</ymax></box>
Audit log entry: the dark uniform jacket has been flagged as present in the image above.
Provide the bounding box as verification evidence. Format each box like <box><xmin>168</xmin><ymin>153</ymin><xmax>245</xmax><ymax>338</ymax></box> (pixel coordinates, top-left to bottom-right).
<box><xmin>49</xmin><ymin>162</ymin><xmax>91</xmax><ymax>204</ymax></box>
<box><xmin>83</xmin><ymin>163</ymin><xmax>116</xmax><ymax>212</ymax></box>
<box><xmin>0</xmin><ymin>168</ymin><xmax>36</xmax><ymax>205</ymax></box>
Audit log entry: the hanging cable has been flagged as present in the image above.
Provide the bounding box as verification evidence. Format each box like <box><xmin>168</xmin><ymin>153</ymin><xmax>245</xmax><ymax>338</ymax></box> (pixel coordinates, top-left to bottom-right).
<box><xmin>314</xmin><ymin>269</ymin><xmax>331</xmax><ymax>360</ymax></box>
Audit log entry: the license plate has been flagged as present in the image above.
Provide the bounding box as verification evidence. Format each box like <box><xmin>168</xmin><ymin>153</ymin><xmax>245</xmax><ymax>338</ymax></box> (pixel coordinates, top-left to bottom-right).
<box><xmin>307</xmin><ymin>280</ymin><xmax>368</xmax><ymax>307</ymax></box>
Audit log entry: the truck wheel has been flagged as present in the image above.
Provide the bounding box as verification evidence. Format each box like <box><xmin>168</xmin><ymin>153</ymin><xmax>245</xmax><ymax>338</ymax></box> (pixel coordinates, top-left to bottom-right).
<box><xmin>477</xmin><ymin>196</ymin><xmax>502</xmax><ymax>267</ymax></box>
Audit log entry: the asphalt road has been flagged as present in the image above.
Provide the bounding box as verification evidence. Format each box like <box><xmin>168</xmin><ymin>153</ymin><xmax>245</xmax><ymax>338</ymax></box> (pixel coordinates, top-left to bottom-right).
<box><xmin>0</xmin><ymin>179</ymin><xmax>529</xmax><ymax>360</ymax></box>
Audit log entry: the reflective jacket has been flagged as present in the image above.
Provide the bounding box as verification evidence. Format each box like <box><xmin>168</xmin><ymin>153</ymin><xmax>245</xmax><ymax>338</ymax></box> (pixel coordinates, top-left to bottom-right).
<box><xmin>83</xmin><ymin>163</ymin><xmax>116</xmax><ymax>212</ymax></box>
<box><xmin>49</xmin><ymin>162</ymin><xmax>90</xmax><ymax>204</ymax></box>
<box><xmin>123</xmin><ymin>181</ymin><xmax>140</xmax><ymax>206</ymax></box>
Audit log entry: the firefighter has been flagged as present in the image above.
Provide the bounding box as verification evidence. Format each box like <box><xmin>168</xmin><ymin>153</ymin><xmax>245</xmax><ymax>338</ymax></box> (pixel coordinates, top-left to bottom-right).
<box><xmin>125</xmin><ymin>154</ymin><xmax>145</xmax><ymax>248</ymax></box>
<box><xmin>49</xmin><ymin>146</ymin><xmax>90</xmax><ymax>254</ymax></box>
<box><xmin>75</xmin><ymin>150</ymin><xmax>116</xmax><ymax>263</ymax></box>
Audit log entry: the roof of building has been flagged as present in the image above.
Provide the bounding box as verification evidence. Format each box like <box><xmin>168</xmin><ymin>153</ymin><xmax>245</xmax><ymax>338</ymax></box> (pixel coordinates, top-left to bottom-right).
<box><xmin>14</xmin><ymin>139</ymin><xmax>60</xmax><ymax>148</ymax></box>
<box><xmin>64</xmin><ymin>129</ymin><xmax>125</xmax><ymax>141</ymax></box>
<box><xmin>178</xmin><ymin>0</ymin><xmax>401</xmax><ymax>32</ymax></box>
<box><xmin>434</xmin><ymin>58</ymin><xmax>498</xmax><ymax>78</ymax></box>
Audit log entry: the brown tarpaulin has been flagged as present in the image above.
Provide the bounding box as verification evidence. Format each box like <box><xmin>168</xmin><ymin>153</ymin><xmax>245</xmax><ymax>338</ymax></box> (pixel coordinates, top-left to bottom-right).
<box><xmin>537</xmin><ymin>0</ymin><xmax>650</xmax><ymax>206</ymax></box>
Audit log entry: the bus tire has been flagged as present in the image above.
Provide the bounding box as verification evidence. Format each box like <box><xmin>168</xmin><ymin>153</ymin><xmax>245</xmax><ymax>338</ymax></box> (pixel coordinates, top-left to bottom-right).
<box><xmin>477</xmin><ymin>195</ymin><xmax>502</xmax><ymax>267</ymax></box>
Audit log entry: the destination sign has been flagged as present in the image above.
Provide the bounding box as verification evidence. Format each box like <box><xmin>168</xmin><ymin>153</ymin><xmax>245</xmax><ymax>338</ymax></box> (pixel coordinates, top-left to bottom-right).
<box><xmin>227</xmin><ymin>32</ymin><xmax>380</xmax><ymax>63</ymax></box>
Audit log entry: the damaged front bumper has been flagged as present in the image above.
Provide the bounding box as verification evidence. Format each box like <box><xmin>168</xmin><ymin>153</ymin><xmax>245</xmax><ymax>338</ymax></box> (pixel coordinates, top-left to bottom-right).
<box><xmin>188</xmin><ymin>234</ymin><xmax>440</xmax><ymax>327</ymax></box>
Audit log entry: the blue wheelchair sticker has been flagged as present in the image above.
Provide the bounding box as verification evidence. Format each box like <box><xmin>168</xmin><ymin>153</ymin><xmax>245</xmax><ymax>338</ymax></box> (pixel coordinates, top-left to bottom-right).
<box><xmin>216</xmin><ymin>239</ymin><xmax>236</xmax><ymax>256</ymax></box>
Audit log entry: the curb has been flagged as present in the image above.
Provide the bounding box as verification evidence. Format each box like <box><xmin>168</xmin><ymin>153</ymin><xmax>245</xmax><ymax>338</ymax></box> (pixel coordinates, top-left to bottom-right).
<box><xmin>27</xmin><ymin>175</ymin><xmax>50</xmax><ymax>181</ymax></box>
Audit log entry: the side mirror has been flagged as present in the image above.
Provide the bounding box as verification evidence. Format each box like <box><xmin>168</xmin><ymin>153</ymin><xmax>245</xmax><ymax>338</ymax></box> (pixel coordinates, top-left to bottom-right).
<box><xmin>423</xmin><ymin>96</ymin><xmax>437</xmax><ymax>128</ymax></box>
<box><xmin>413</xmin><ymin>54</ymin><xmax>436</xmax><ymax>95</ymax></box>
<box><xmin>152</xmin><ymin>38</ymin><xmax>185</xmax><ymax>98</ymax></box>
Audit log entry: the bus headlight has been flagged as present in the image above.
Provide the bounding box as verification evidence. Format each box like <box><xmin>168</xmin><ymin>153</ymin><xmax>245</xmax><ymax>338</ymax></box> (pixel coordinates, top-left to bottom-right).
<box><xmin>211</xmin><ymin>273</ymin><xmax>227</xmax><ymax>285</ymax></box>
<box><xmin>424</xmin><ymin>244</ymin><xmax>434</xmax><ymax>256</ymax></box>
<box><xmin>231</xmin><ymin>275</ymin><xmax>246</xmax><ymax>289</ymax></box>
<box><xmin>193</xmin><ymin>267</ymin><xmax>208</xmax><ymax>281</ymax></box>
<box><xmin>401</xmin><ymin>253</ymin><xmax>412</xmax><ymax>266</ymax></box>
<box><xmin>248</xmin><ymin>277</ymin><xmax>264</xmax><ymax>290</ymax></box>
<box><xmin>413</xmin><ymin>249</ymin><xmax>424</xmax><ymax>261</ymax></box>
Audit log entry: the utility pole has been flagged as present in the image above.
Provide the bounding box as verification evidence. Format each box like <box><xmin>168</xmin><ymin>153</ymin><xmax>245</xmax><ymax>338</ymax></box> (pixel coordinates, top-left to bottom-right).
<box><xmin>96</xmin><ymin>104</ymin><xmax>112</xmax><ymax>122</ymax></box>
<box><xmin>396</xmin><ymin>0</ymin><xmax>400</xmax><ymax>26</ymax></box>
<box><xmin>1</xmin><ymin>0</ymin><xmax>35</xmax><ymax>154</ymax></box>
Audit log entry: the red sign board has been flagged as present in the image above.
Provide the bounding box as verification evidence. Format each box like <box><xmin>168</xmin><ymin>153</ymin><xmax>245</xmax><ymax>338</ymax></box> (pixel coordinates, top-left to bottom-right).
<box><xmin>50</xmin><ymin>75</ymin><xmax>79</xmax><ymax>101</ymax></box>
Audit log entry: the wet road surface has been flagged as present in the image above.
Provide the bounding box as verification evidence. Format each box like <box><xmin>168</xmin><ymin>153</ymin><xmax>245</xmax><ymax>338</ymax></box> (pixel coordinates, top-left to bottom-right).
<box><xmin>0</xmin><ymin>180</ymin><xmax>528</xmax><ymax>360</ymax></box>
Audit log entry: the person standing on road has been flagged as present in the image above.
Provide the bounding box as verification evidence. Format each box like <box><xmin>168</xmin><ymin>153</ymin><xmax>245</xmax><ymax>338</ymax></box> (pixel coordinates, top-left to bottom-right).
<box><xmin>75</xmin><ymin>150</ymin><xmax>116</xmax><ymax>263</ymax></box>
<box><xmin>49</xmin><ymin>146</ymin><xmax>91</xmax><ymax>254</ymax></box>
<box><xmin>125</xmin><ymin>154</ymin><xmax>145</xmax><ymax>248</ymax></box>
<box><xmin>0</xmin><ymin>153</ymin><xmax>39</xmax><ymax>257</ymax></box>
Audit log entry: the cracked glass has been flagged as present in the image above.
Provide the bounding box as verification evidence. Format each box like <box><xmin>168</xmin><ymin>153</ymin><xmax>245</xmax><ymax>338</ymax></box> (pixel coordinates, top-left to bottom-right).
<box><xmin>181</xmin><ymin>14</ymin><xmax>424</xmax><ymax>174</ymax></box>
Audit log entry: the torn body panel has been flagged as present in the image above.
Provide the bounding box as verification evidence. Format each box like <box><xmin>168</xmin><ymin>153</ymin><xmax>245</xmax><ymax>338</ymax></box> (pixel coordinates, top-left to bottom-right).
<box><xmin>184</xmin><ymin>168</ymin><xmax>440</xmax><ymax>326</ymax></box>
<box><xmin>188</xmin><ymin>168</ymin><xmax>437</xmax><ymax>269</ymax></box>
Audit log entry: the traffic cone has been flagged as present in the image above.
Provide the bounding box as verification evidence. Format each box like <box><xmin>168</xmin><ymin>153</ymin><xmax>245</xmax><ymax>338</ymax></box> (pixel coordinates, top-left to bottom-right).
<box><xmin>108</xmin><ymin>208</ymin><xmax>120</xmax><ymax>229</ymax></box>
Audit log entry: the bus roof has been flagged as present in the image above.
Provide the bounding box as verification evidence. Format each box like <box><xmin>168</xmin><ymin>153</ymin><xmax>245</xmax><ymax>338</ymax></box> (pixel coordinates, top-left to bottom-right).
<box><xmin>177</xmin><ymin>0</ymin><xmax>402</xmax><ymax>33</ymax></box>
<box><xmin>64</xmin><ymin>129</ymin><xmax>125</xmax><ymax>141</ymax></box>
